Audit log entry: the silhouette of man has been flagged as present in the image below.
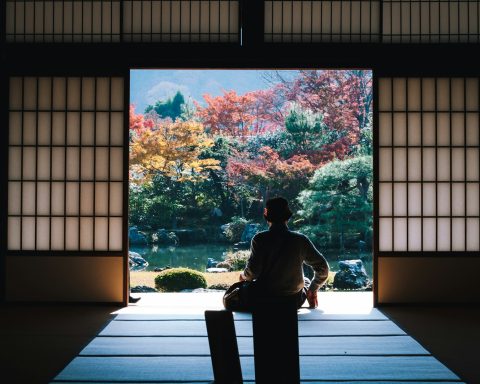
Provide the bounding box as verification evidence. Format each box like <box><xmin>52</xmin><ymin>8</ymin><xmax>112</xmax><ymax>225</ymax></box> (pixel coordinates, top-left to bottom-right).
<box><xmin>239</xmin><ymin>197</ymin><xmax>329</xmax><ymax>308</ymax></box>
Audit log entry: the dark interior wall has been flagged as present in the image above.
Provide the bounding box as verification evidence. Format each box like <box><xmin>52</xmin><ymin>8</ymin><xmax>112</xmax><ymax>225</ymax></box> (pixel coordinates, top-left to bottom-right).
<box><xmin>1</xmin><ymin>0</ymin><xmax>480</xmax><ymax>305</ymax></box>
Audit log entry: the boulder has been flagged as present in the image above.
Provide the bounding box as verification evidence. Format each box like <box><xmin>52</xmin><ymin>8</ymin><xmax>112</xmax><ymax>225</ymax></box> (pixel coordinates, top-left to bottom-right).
<box><xmin>207</xmin><ymin>258</ymin><xmax>220</xmax><ymax>269</ymax></box>
<box><xmin>171</xmin><ymin>228</ymin><xmax>207</xmax><ymax>244</ymax></box>
<box><xmin>129</xmin><ymin>251</ymin><xmax>149</xmax><ymax>271</ymax></box>
<box><xmin>129</xmin><ymin>226</ymin><xmax>148</xmax><ymax>246</ymax></box>
<box><xmin>153</xmin><ymin>266</ymin><xmax>172</xmax><ymax>272</ymax></box>
<box><xmin>333</xmin><ymin>259</ymin><xmax>369</xmax><ymax>290</ymax></box>
<box><xmin>208</xmin><ymin>283</ymin><xmax>230</xmax><ymax>290</ymax></box>
<box><xmin>131</xmin><ymin>285</ymin><xmax>158</xmax><ymax>293</ymax></box>
<box><xmin>215</xmin><ymin>261</ymin><xmax>232</xmax><ymax>271</ymax></box>
<box><xmin>241</xmin><ymin>223</ymin><xmax>261</xmax><ymax>243</ymax></box>
<box><xmin>152</xmin><ymin>229</ymin><xmax>179</xmax><ymax>246</ymax></box>
<box><xmin>220</xmin><ymin>224</ymin><xmax>230</xmax><ymax>236</ymax></box>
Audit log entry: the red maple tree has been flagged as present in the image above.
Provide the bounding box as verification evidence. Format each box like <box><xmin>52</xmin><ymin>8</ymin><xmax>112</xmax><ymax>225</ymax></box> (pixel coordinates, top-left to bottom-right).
<box><xmin>195</xmin><ymin>89</ymin><xmax>287</xmax><ymax>140</ymax></box>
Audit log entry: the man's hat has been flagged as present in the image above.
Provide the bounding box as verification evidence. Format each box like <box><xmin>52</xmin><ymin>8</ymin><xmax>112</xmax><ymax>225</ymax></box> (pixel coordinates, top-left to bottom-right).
<box><xmin>263</xmin><ymin>197</ymin><xmax>293</xmax><ymax>223</ymax></box>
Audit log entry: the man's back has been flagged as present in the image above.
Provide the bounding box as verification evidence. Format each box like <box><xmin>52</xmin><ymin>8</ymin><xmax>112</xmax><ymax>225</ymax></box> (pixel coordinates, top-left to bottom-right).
<box><xmin>244</xmin><ymin>224</ymin><xmax>328</xmax><ymax>296</ymax></box>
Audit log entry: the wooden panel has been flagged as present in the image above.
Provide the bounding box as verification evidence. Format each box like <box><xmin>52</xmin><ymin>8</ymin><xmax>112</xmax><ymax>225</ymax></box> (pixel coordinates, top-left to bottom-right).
<box><xmin>80</xmin><ymin>335</ymin><xmax>428</xmax><ymax>356</ymax></box>
<box><xmin>54</xmin><ymin>356</ymin><xmax>459</xmax><ymax>382</ymax></box>
<box><xmin>99</xmin><ymin>320</ymin><xmax>406</xmax><ymax>336</ymax></box>
<box><xmin>378</xmin><ymin>257</ymin><xmax>480</xmax><ymax>304</ymax></box>
<box><xmin>5</xmin><ymin>256</ymin><xmax>123</xmax><ymax>302</ymax></box>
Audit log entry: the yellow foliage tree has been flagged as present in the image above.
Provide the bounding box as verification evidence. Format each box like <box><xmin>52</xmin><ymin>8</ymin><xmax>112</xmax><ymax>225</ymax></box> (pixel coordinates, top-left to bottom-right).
<box><xmin>130</xmin><ymin>112</ymin><xmax>221</xmax><ymax>183</ymax></box>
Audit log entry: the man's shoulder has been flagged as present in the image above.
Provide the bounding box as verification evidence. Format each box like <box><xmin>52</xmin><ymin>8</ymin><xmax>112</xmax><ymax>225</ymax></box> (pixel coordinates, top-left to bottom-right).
<box><xmin>287</xmin><ymin>230</ymin><xmax>308</xmax><ymax>240</ymax></box>
<box><xmin>253</xmin><ymin>229</ymin><xmax>307</xmax><ymax>241</ymax></box>
<box><xmin>252</xmin><ymin>230</ymin><xmax>270</xmax><ymax>240</ymax></box>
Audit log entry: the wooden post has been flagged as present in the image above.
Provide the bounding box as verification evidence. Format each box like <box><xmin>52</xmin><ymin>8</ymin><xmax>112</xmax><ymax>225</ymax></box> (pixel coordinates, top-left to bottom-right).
<box><xmin>241</xmin><ymin>0</ymin><xmax>265</xmax><ymax>49</ymax></box>
<box><xmin>205</xmin><ymin>310</ymin><xmax>243</xmax><ymax>384</ymax></box>
<box><xmin>252</xmin><ymin>297</ymin><xmax>300</xmax><ymax>384</ymax></box>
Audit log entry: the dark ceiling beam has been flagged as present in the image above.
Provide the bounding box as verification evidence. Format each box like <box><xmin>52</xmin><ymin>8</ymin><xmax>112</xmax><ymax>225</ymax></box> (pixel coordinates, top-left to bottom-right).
<box><xmin>2</xmin><ymin>42</ymin><xmax>480</xmax><ymax>77</ymax></box>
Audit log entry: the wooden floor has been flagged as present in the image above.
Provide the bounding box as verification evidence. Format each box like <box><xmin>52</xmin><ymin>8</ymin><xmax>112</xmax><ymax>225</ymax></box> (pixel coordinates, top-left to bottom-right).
<box><xmin>51</xmin><ymin>292</ymin><xmax>463</xmax><ymax>383</ymax></box>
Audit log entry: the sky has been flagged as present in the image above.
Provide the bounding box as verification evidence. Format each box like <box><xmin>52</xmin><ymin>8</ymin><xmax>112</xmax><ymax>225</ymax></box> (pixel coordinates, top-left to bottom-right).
<box><xmin>130</xmin><ymin>69</ymin><xmax>298</xmax><ymax>113</ymax></box>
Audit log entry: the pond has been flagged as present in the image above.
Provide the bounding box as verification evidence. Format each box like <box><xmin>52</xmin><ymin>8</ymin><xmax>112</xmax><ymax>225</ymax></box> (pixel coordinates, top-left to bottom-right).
<box><xmin>130</xmin><ymin>244</ymin><xmax>373</xmax><ymax>278</ymax></box>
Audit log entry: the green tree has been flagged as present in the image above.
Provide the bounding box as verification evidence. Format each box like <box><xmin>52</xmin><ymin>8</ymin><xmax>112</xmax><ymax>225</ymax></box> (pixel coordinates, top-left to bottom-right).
<box><xmin>353</xmin><ymin>113</ymin><xmax>373</xmax><ymax>156</ymax></box>
<box><xmin>198</xmin><ymin>136</ymin><xmax>239</xmax><ymax>218</ymax></box>
<box><xmin>297</xmin><ymin>156</ymin><xmax>372</xmax><ymax>252</ymax></box>
<box><xmin>145</xmin><ymin>91</ymin><xmax>185</xmax><ymax>121</ymax></box>
<box><xmin>129</xmin><ymin>176</ymin><xmax>186</xmax><ymax>229</ymax></box>
<box><xmin>284</xmin><ymin>109</ymin><xmax>324</xmax><ymax>152</ymax></box>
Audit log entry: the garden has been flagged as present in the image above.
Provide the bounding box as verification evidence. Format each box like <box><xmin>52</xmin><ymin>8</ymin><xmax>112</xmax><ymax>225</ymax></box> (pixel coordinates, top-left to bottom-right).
<box><xmin>129</xmin><ymin>69</ymin><xmax>373</xmax><ymax>292</ymax></box>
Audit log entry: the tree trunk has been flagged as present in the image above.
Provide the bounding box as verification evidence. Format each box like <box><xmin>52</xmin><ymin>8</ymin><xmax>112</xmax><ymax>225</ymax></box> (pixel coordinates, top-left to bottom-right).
<box><xmin>210</xmin><ymin>170</ymin><xmax>228</xmax><ymax>214</ymax></box>
<box><xmin>261</xmin><ymin>186</ymin><xmax>269</xmax><ymax>209</ymax></box>
<box><xmin>357</xmin><ymin>177</ymin><xmax>370</xmax><ymax>242</ymax></box>
<box><xmin>339</xmin><ymin>219</ymin><xmax>345</xmax><ymax>255</ymax></box>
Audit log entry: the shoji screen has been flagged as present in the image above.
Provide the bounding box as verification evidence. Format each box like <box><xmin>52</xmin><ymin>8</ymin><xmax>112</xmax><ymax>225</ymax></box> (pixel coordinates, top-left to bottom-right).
<box><xmin>5</xmin><ymin>1</ymin><xmax>122</xmax><ymax>42</ymax></box>
<box><xmin>377</xmin><ymin>77</ymin><xmax>480</xmax><ymax>304</ymax></box>
<box><xmin>5</xmin><ymin>0</ymin><xmax>240</xmax><ymax>43</ymax></box>
<box><xmin>382</xmin><ymin>0</ymin><xmax>480</xmax><ymax>43</ymax></box>
<box><xmin>264</xmin><ymin>1</ymin><xmax>381</xmax><ymax>42</ymax></box>
<box><xmin>264</xmin><ymin>0</ymin><xmax>480</xmax><ymax>43</ymax></box>
<box><xmin>123</xmin><ymin>0</ymin><xmax>240</xmax><ymax>42</ymax></box>
<box><xmin>6</xmin><ymin>76</ymin><xmax>126</xmax><ymax>303</ymax></box>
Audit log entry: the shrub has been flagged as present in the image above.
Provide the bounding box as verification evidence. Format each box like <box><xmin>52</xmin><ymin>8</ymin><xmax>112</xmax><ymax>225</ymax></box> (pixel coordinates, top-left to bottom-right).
<box><xmin>208</xmin><ymin>283</ymin><xmax>230</xmax><ymax>290</ymax></box>
<box><xmin>222</xmin><ymin>250</ymin><xmax>250</xmax><ymax>271</ymax></box>
<box><xmin>154</xmin><ymin>268</ymin><xmax>207</xmax><ymax>292</ymax></box>
<box><xmin>215</xmin><ymin>261</ymin><xmax>232</xmax><ymax>271</ymax></box>
<box><xmin>223</xmin><ymin>216</ymin><xmax>249</xmax><ymax>243</ymax></box>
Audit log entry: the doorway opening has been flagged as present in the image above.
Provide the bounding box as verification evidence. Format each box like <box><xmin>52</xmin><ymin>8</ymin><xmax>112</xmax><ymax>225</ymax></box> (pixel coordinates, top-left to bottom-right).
<box><xmin>128</xmin><ymin>69</ymin><xmax>373</xmax><ymax>296</ymax></box>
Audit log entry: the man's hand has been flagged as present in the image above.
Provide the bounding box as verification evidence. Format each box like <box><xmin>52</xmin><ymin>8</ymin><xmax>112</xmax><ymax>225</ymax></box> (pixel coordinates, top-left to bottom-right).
<box><xmin>306</xmin><ymin>289</ymin><xmax>318</xmax><ymax>309</ymax></box>
<box><xmin>239</xmin><ymin>272</ymin><xmax>246</xmax><ymax>282</ymax></box>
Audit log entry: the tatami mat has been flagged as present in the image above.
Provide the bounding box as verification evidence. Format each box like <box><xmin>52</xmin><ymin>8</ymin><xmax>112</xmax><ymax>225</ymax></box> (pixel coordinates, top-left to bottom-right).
<box><xmin>52</xmin><ymin>292</ymin><xmax>463</xmax><ymax>383</ymax></box>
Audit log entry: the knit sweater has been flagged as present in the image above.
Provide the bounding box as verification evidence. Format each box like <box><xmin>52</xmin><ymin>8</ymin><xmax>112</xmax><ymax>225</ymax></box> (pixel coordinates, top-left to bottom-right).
<box><xmin>243</xmin><ymin>223</ymin><xmax>329</xmax><ymax>295</ymax></box>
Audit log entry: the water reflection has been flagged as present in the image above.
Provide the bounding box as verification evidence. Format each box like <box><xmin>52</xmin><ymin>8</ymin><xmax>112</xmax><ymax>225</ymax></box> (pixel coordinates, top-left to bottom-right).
<box><xmin>130</xmin><ymin>244</ymin><xmax>372</xmax><ymax>278</ymax></box>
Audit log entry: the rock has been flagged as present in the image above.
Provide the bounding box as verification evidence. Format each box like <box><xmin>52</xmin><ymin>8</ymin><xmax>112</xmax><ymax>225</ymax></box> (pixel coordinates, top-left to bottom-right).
<box><xmin>131</xmin><ymin>285</ymin><xmax>157</xmax><ymax>293</ymax></box>
<box><xmin>206</xmin><ymin>267</ymin><xmax>229</xmax><ymax>273</ymax></box>
<box><xmin>358</xmin><ymin>240</ymin><xmax>367</xmax><ymax>252</ymax></box>
<box><xmin>218</xmin><ymin>223</ymin><xmax>231</xmax><ymax>242</ymax></box>
<box><xmin>207</xmin><ymin>258</ymin><xmax>220</xmax><ymax>268</ymax></box>
<box><xmin>211</xmin><ymin>207</ymin><xmax>223</xmax><ymax>217</ymax></box>
<box><xmin>215</xmin><ymin>261</ymin><xmax>232</xmax><ymax>271</ymax></box>
<box><xmin>241</xmin><ymin>223</ymin><xmax>261</xmax><ymax>243</ymax></box>
<box><xmin>153</xmin><ymin>266</ymin><xmax>172</xmax><ymax>272</ymax></box>
<box><xmin>208</xmin><ymin>283</ymin><xmax>230</xmax><ymax>290</ymax></box>
<box><xmin>171</xmin><ymin>228</ymin><xmax>207</xmax><ymax>244</ymax></box>
<box><xmin>152</xmin><ymin>229</ymin><xmax>179</xmax><ymax>246</ymax></box>
<box><xmin>129</xmin><ymin>251</ymin><xmax>149</xmax><ymax>271</ymax></box>
<box><xmin>364</xmin><ymin>280</ymin><xmax>373</xmax><ymax>291</ymax></box>
<box><xmin>129</xmin><ymin>226</ymin><xmax>148</xmax><ymax>246</ymax></box>
<box><xmin>333</xmin><ymin>259</ymin><xmax>370</xmax><ymax>290</ymax></box>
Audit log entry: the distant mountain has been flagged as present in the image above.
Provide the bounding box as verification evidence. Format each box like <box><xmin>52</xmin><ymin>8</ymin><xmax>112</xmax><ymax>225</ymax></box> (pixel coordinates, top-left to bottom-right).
<box><xmin>130</xmin><ymin>69</ymin><xmax>296</xmax><ymax>113</ymax></box>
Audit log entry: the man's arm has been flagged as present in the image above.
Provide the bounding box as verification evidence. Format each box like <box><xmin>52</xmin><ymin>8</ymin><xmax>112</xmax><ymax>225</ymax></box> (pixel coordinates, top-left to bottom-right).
<box><xmin>303</xmin><ymin>236</ymin><xmax>329</xmax><ymax>292</ymax></box>
<box><xmin>241</xmin><ymin>235</ymin><xmax>264</xmax><ymax>281</ymax></box>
